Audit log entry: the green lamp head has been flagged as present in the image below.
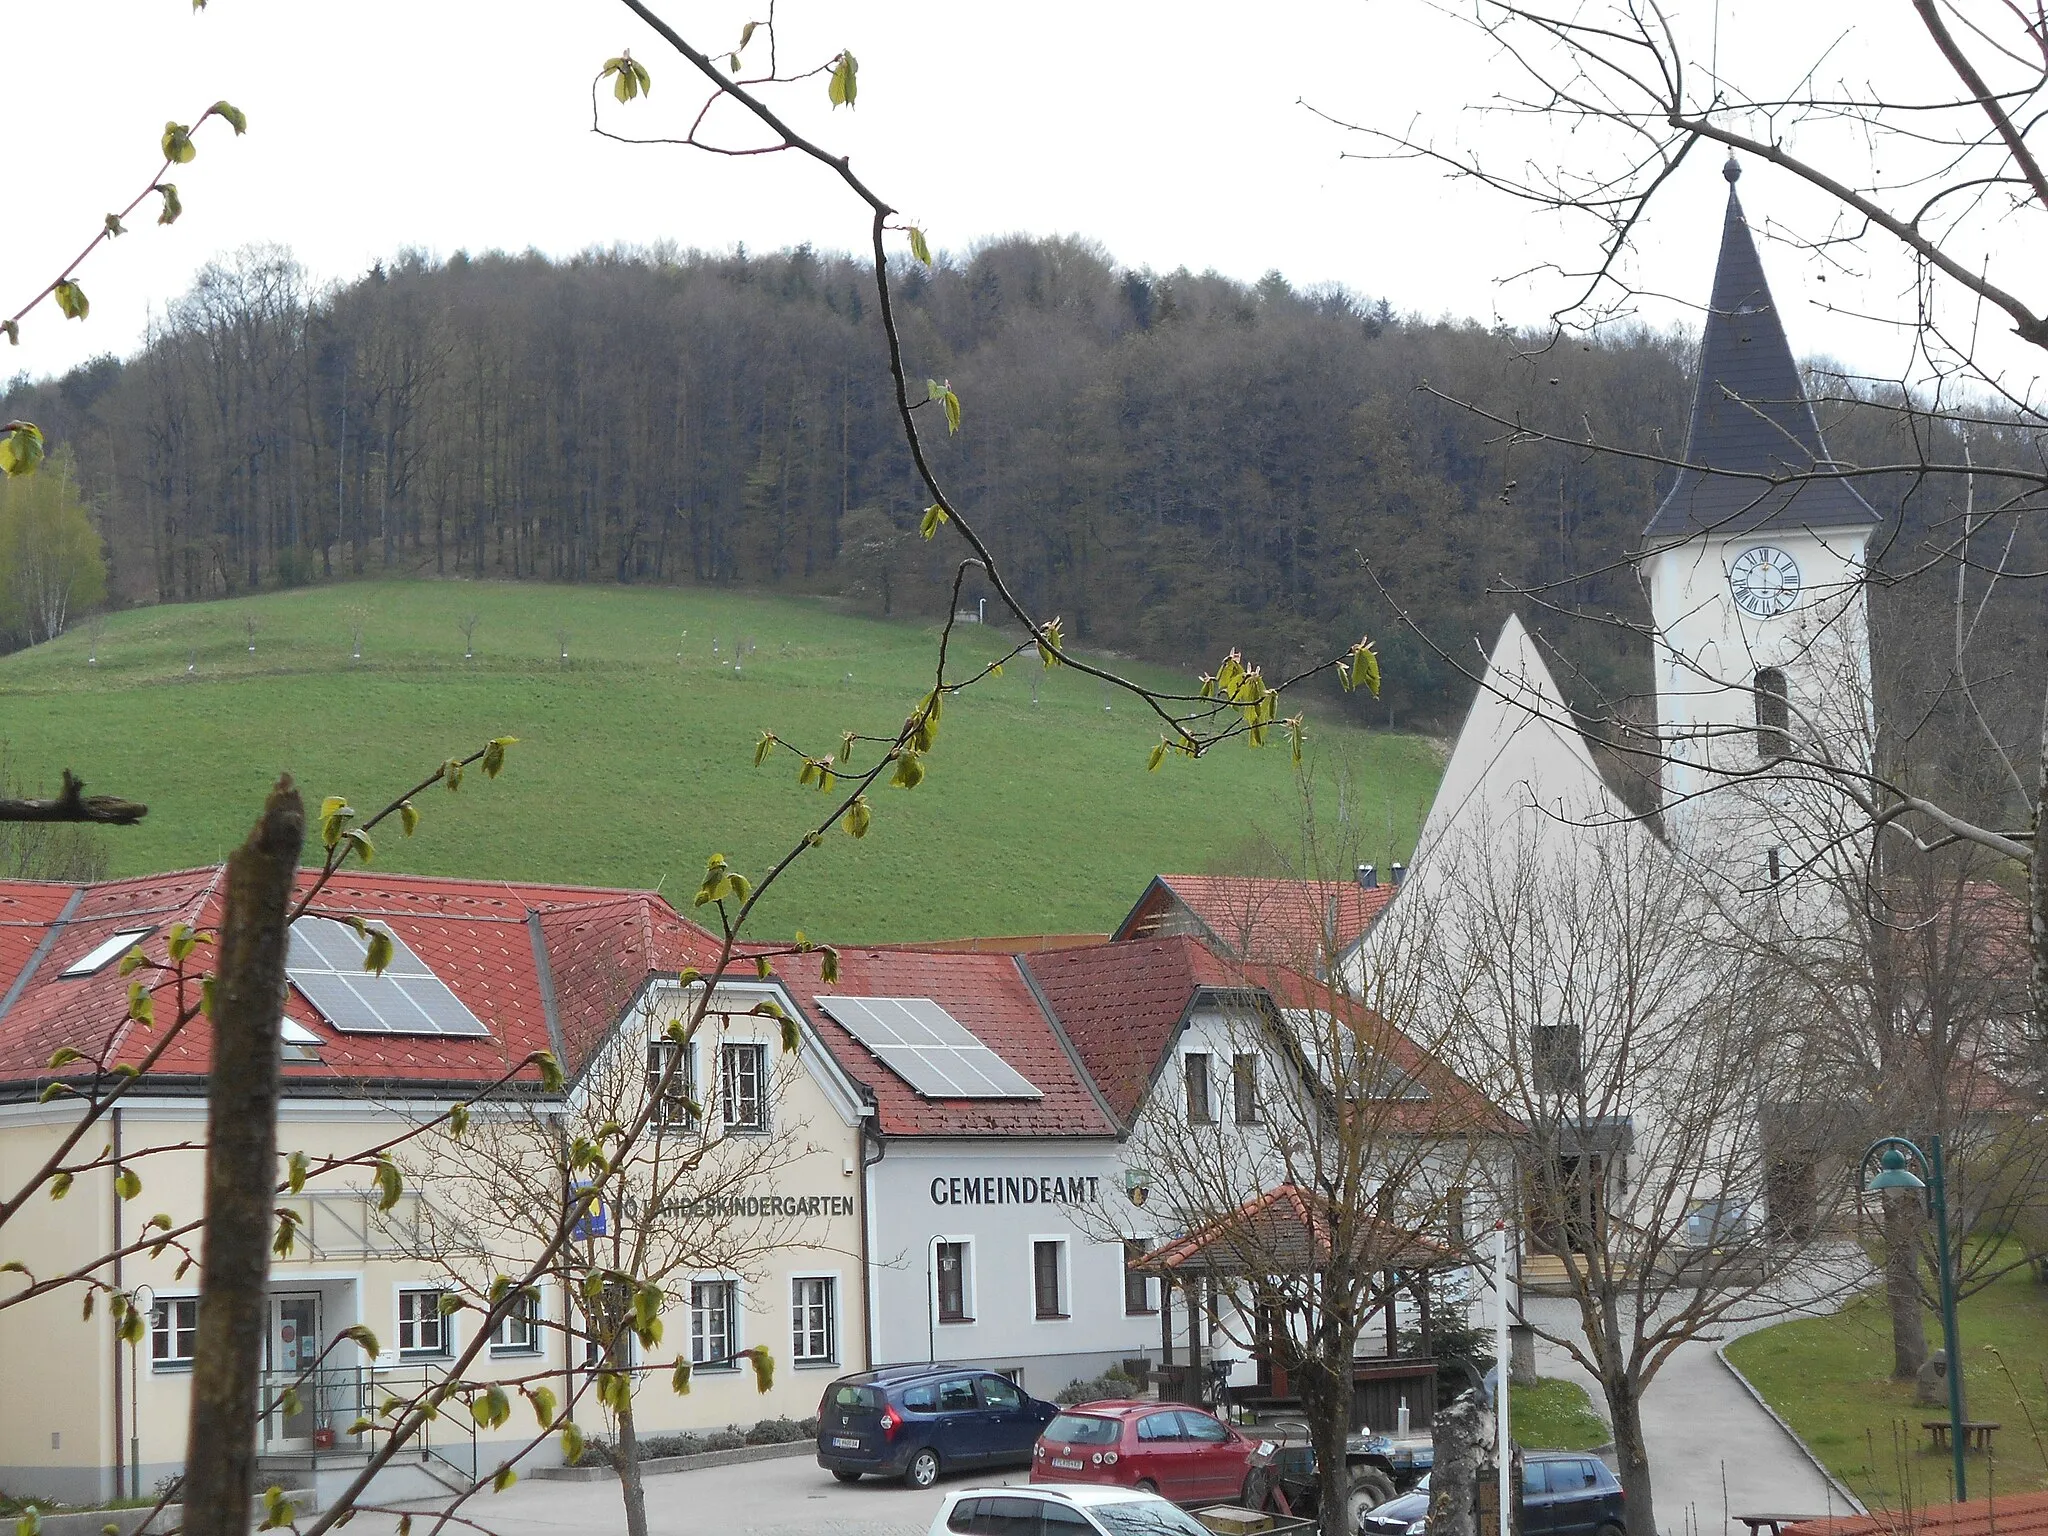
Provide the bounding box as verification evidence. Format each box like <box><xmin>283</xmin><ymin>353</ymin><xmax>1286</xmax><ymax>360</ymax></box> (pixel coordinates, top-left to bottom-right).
<box><xmin>1866</xmin><ymin>1146</ymin><xmax>1927</xmax><ymax>1194</ymax></box>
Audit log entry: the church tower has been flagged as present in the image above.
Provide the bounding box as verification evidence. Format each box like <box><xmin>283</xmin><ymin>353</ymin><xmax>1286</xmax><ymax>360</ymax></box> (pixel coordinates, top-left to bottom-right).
<box><xmin>1639</xmin><ymin>159</ymin><xmax>1880</xmax><ymax>879</ymax></box>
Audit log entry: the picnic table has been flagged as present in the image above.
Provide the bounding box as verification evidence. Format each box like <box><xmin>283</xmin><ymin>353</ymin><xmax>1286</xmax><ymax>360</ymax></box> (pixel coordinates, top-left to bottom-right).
<box><xmin>1923</xmin><ymin>1420</ymin><xmax>2001</xmax><ymax>1452</ymax></box>
<box><xmin>1735</xmin><ymin>1514</ymin><xmax>1816</xmax><ymax>1536</ymax></box>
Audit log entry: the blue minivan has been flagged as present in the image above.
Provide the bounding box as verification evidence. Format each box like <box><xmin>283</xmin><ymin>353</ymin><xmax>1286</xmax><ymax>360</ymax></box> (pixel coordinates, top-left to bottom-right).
<box><xmin>816</xmin><ymin>1365</ymin><xmax>1059</xmax><ymax>1489</ymax></box>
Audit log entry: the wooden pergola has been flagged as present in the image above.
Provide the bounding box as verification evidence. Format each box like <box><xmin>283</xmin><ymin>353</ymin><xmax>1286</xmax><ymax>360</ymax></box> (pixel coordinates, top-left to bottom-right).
<box><xmin>1136</xmin><ymin>1183</ymin><xmax>1459</xmax><ymax>1420</ymax></box>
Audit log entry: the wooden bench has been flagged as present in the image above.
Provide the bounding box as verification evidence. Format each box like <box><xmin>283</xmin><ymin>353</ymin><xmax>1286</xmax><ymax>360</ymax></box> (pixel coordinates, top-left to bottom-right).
<box><xmin>1735</xmin><ymin>1513</ymin><xmax>1815</xmax><ymax>1536</ymax></box>
<box><xmin>1923</xmin><ymin>1420</ymin><xmax>2001</xmax><ymax>1452</ymax></box>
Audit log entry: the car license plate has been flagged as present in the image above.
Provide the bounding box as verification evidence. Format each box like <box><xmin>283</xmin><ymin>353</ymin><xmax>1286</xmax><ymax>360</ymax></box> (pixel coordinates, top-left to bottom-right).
<box><xmin>1052</xmin><ymin>1457</ymin><xmax>1083</xmax><ymax>1470</ymax></box>
<box><xmin>831</xmin><ymin>1436</ymin><xmax>861</xmax><ymax>1448</ymax></box>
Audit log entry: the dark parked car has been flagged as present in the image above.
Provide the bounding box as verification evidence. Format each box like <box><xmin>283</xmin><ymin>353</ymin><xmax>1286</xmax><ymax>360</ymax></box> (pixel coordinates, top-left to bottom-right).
<box><xmin>1361</xmin><ymin>1456</ymin><xmax>1623</xmax><ymax>1536</ymax></box>
<box><xmin>817</xmin><ymin>1365</ymin><xmax>1059</xmax><ymax>1489</ymax></box>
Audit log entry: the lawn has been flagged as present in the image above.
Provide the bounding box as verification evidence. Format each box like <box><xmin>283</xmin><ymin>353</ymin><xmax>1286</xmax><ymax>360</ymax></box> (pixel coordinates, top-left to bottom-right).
<box><xmin>0</xmin><ymin>581</ymin><xmax>1442</xmax><ymax>943</ymax></box>
<box><xmin>1511</xmin><ymin>1377</ymin><xmax>1611</xmax><ymax>1452</ymax></box>
<box><xmin>1725</xmin><ymin>1261</ymin><xmax>2048</xmax><ymax>1509</ymax></box>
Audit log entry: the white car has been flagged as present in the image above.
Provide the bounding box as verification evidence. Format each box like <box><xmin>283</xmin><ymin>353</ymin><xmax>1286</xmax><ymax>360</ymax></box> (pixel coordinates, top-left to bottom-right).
<box><xmin>928</xmin><ymin>1483</ymin><xmax>1219</xmax><ymax>1536</ymax></box>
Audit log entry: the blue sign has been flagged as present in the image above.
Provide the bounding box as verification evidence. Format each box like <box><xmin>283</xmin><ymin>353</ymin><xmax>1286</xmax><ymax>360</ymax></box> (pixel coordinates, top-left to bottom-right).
<box><xmin>571</xmin><ymin>1181</ymin><xmax>607</xmax><ymax>1240</ymax></box>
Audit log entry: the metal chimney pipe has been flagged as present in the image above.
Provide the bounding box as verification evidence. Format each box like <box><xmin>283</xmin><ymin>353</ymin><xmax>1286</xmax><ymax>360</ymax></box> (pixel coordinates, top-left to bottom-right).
<box><xmin>1356</xmin><ymin>864</ymin><xmax>1377</xmax><ymax>890</ymax></box>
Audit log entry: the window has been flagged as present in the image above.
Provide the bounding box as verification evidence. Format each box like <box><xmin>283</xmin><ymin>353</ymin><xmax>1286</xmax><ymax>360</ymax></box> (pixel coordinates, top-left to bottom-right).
<box><xmin>937</xmin><ymin>1377</ymin><xmax>979</xmax><ymax>1412</ymax></box>
<box><xmin>1547</xmin><ymin>1460</ymin><xmax>1601</xmax><ymax>1493</ymax></box>
<box><xmin>721</xmin><ymin>1042</ymin><xmax>767</xmax><ymax>1131</ymax></box>
<box><xmin>690</xmin><ymin>1280</ymin><xmax>737</xmax><ymax>1367</ymax></box>
<box><xmin>1754</xmin><ymin>668</ymin><xmax>1791</xmax><ymax>761</ymax></box>
<box><xmin>582</xmin><ymin>1278</ymin><xmax>635</xmax><ymax>1366</ymax></box>
<box><xmin>645</xmin><ymin>1040</ymin><xmax>695</xmax><ymax>1128</ymax></box>
<box><xmin>1447</xmin><ymin>1187</ymin><xmax>1469</xmax><ymax>1248</ymax></box>
<box><xmin>1123</xmin><ymin>1240</ymin><xmax>1155</xmax><ymax>1315</ymax></box>
<box><xmin>492</xmin><ymin>1289</ymin><xmax>540</xmax><ymax>1353</ymax></box>
<box><xmin>936</xmin><ymin>1240</ymin><xmax>971</xmax><ymax>1323</ymax></box>
<box><xmin>150</xmin><ymin>1296</ymin><xmax>198</xmax><ymax>1368</ymax></box>
<box><xmin>948</xmin><ymin>1496</ymin><xmax>1081</xmax><ymax>1535</ymax></box>
<box><xmin>1179</xmin><ymin>1411</ymin><xmax>1229</xmax><ymax>1443</ymax></box>
<box><xmin>1033</xmin><ymin>1240</ymin><xmax>1066</xmax><ymax>1319</ymax></box>
<box><xmin>1530</xmin><ymin>1024</ymin><xmax>1583</xmax><ymax>1095</ymax></box>
<box><xmin>977</xmin><ymin>1376</ymin><xmax>1024</xmax><ymax>1412</ymax></box>
<box><xmin>791</xmin><ymin>1277</ymin><xmax>836</xmax><ymax>1364</ymax></box>
<box><xmin>1136</xmin><ymin>1411</ymin><xmax>1184</xmax><ymax>1443</ymax></box>
<box><xmin>62</xmin><ymin>929</ymin><xmax>152</xmax><ymax>978</ymax></box>
<box><xmin>1768</xmin><ymin>847</ymin><xmax>1784</xmax><ymax>884</ymax></box>
<box><xmin>903</xmin><ymin>1383</ymin><xmax>938</xmax><ymax>1412</ymax></box>
<box><xmin>398</xmin><ymin>1289</ymin><xmax>447</xmax><ymax>1356</ymax></box>
<box><xmin>1522</xmin><ymin>1463</ymin><xmax>1546</xmax><ymax>1498</ymax></box>
<box><xmin>1232</xmin><ymin>1053</ymin><xmax>1259</xmax><ymax>1123</ymax></box>
<box><xmin>1185</xmin><ymin>1052</ymin><xmax>1213</xmax><ymax>1124</ymax></box>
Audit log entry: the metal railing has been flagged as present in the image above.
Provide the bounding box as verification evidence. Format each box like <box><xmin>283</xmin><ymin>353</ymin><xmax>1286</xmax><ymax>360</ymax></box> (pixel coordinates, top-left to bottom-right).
<box><xmin>259</xmin><ymin>1365</ymin><xmax>479</xmax><ymax>1483</ymax></box>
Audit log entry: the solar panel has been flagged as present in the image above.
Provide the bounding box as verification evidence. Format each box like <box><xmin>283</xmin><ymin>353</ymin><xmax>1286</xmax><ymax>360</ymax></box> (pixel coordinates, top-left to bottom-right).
<box><xmin>285</xmin><ymin>916</ymin><xmax>491</xmax><ymax>1038</ymax></box>
<box><xmin>815</xmin><ymin>996</ymin><xmax>1041</xmax><ymax>1099</ymax></box>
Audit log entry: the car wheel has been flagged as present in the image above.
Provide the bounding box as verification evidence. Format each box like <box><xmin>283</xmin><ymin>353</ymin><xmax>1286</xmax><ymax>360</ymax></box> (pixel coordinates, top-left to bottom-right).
<box><xmin>1242</xmin><ymin>1468</ymin><xmax>1273</xmax><ymax>1510</ymax></box>
<box><xmin>1598</xmin><ymin>1523</ymin><xmax>1626</xmax><ymax>1536</ymax></box>
<box><xmin>831</xmin><ymin>1470</ymin><xmax>862</xmax><ymax>1484</ymax></box>
<box><xmin>904</xmin><ymin>1448</ymin><xmax>941</xmax><ymax>1490</ymax></box>
<box><xmin>1346</xmin><ymin>1469</ymin><xmax>1398</xmax><ymax>1532</ymax></box>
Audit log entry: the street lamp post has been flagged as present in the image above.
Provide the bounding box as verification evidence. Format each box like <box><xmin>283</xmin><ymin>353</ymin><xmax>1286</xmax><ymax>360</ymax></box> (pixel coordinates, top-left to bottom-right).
<box><xmin>129</xmin><ymin>1284</ymin><xmax>154</xmax><ymax>1500</ymax></box>
<box><xmin>1861</xmin><ymin>1135</ymin><xmax>1967</xmax><ymax>1502</ymax></box>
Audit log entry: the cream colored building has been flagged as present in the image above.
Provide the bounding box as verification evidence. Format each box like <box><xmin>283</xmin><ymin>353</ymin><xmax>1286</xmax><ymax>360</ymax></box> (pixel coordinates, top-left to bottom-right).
<box><xmin>0</xmin><ymin>871</ymin><xmax>869</xmax><ymax>1506</ymax></box>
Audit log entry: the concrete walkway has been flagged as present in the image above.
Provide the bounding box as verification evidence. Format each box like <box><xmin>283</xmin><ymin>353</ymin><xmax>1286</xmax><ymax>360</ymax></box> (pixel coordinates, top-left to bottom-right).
<box><xmin>1523</xmin><ymin>1260</ymin><xmax>1868</xmax><ymax>1536</ymax></box>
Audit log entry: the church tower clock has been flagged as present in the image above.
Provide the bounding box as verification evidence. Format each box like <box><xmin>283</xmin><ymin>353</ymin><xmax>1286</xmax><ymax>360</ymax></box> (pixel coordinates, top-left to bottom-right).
<box><xmin>1638</xmin><ymin>158</ymin><xmax>1880</xmax><ymax>875</ymax></box>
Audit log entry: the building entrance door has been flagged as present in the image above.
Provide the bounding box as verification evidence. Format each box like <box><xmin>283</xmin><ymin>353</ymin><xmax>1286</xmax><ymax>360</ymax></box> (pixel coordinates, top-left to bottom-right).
<box><xmin>268</xmin><ymin>1293</ymin><xmax>322</xmax><ymax>1446</ymax></box>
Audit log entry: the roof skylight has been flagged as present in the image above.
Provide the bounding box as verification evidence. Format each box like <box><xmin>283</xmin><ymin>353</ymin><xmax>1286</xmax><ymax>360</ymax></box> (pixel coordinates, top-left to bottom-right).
<box><xmin>61</xmin><ymin>929</ymin><xmax>152</xmax><ymax>978</ymax></box>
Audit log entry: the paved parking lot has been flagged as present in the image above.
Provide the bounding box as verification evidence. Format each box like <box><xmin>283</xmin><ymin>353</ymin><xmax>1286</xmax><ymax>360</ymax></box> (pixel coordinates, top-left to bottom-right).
<box><xmin>367</xmin><ymin>1451</ymin><xmax>1034</xmax><ymax>1536</ymax></box>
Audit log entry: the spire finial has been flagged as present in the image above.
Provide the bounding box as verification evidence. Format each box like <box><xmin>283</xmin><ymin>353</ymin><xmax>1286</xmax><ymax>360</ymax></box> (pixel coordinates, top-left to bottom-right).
<box><xmin>1723</xmin><ymin>154</ymin><xmax>1742</xmax><ymax>184</ymax></box>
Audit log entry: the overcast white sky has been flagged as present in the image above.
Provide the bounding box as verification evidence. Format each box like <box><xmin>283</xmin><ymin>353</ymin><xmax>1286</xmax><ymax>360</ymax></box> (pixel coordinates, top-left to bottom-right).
<box><xmin>3</xmin><ymin>1</ymin><xmax>2031</xmax><ymax>398</ymax></box>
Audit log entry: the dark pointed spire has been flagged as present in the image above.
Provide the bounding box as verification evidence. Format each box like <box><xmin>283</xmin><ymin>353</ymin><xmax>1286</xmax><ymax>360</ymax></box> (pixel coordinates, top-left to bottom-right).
<box><xmin>1643</xmin><ymin>170</ymin><xmax>1879</xmax><ymax>541</ymax></box>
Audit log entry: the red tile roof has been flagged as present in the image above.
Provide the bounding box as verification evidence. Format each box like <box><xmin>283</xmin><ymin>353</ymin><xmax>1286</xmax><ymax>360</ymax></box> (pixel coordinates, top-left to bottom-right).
<box><xmin>772</xmin><ymin>947</ymin><xmax>1118</xmax><ymax>1138</ymax></box>
<box><xmin>1022</xmin><ymin>936</ymin><xmax>1247</xmax><ymax>1125</ymax></box>
<box><xmin>1140</xmin><ymin>1183</ymin><xmax>1455</xmax><ymax>1275</ymax></box>
<box><xmin>1784</xmin><ymin>1494</ymin><xmax>2048</xmax><ymax>1536</ymax></box>
<box><xmin>0</xmin><ymin>867</ymin><xmax>719</xmax><ymax>1095</ymax></box>
<box><xmin>1114</xmin><ymin>875</ymin><xmax>1396</xmax><ymax>967</ymax></box>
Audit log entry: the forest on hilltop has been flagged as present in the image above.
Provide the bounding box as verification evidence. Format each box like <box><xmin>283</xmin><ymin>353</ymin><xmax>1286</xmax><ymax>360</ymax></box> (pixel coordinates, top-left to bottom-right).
<box><xmin>4</xmin><ymin>235</ymin><xmax>2040</xmax><ymax>764</ymax></box>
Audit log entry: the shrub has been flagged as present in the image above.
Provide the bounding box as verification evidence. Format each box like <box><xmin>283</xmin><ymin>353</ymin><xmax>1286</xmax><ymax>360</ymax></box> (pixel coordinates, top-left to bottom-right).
<box><xmin>635</xmin><ymin>1434</ymin><xmax>708</xmax><ymax>1461</ymax></box>
<box><xmin>703</xmin><ymin>1429</ymin><xmax>746</xmax><ymax>1452</ymax></box>
<box><xmin>744</xmin><ymin>1417</ymin><xmax>807</xmax><ymax>1445</ymax></box>
<box><xmin>1056</xmin><ymin>1365</ymin><xmax>1138</xmax><ymax>1405</ymax></box>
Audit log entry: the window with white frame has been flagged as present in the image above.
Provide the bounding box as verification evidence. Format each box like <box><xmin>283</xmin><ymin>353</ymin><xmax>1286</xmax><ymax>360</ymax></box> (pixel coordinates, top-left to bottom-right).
<box><xmin>492</xmin><ymin>1289</ymin><xmax>540</xmax><ymax>1353</ymax></box>
<box><xmin>690</xmin><ymin>1280</ymin><xmax>738</xmax><ymax>1367</ymax></box>
<box><xmin>646</xmin><ymin>1039</ymin><xmax>695</xmax><ymax>1128</ymax></box>
<box><xmin>720</xmin><ymin>1042</ymin><xmax>767</xmax><ymax>1132</ymax></box>
<box><xmin>936</xmin><ymin>1241</ymin><xmax>972</xmax><ymax>1323</ymax></box>
<box><xmin>1185</xmin><ymin>1052</ymin><xmax>1214</xmax><ymax>1124</ymax></box>
<box><xmin>581</xmin><ymin>1279</ymin><xmax>635</xmax><ymax>1367</ymax></box>
<box><xmin>151</xmin><ymin>1296</ymin><xmax>198</xmax><ymax>1368</ymax></box>
<box><xmin>1033</xmin><ymin>1240</ymin><xmax>1068</xmax><ymax>1319</ymax></box>
<box><xmin>791</xmin><ymin>1276</ymin><xmax>836</xmax><ymax>1364</ymax></box>
<box><xmin>398</xmin><ymin>1288</ymin><xmax>448</xmax><ymax>1356</ymax></box>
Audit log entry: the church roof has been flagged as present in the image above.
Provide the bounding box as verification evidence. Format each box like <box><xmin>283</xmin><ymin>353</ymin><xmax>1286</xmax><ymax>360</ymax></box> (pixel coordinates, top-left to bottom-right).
<box><xmin>1643</xmin><ymin>161</ymin><xmax>1880</xmax><ymax>542</ymax></box>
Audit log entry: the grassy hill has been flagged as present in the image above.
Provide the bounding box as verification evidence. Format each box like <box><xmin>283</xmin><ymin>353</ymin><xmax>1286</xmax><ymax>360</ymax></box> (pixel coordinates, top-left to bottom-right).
<box><xmin>0</xmin><ymin>582</ymin><xmax>1442</xmax><ymax>943</ymax></box>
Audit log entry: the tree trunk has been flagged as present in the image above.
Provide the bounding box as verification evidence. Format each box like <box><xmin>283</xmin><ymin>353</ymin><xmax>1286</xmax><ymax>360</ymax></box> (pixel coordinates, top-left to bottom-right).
<box><xmin>1603</xmin><ymin>1373</ymin><xmax>1655</xmax><ymax>1536</ymax></box>
<box><xmin>1884</xmin><ymin>1198</ymin><xmax>1930</xmax><ymax>1379</ymax></box>
<box><xmin>180</xmin><ymin>778</ymin><xmax>305</xmax><ymax>1536</ymax></box>
<box><xmin>1296</xmin><ymin>1358</ymin><xmax>1355</xmax><ymax>1536</ymax></box>
<box><xmin>614</xmin><ymin>1377</ymin><xmax>649</xmax><ymax>1536</ymax></box>
<box><xmin>2030</xmin><ymin>698</ymin><xmax>2047</xmax><ymax>1051</ymax></box>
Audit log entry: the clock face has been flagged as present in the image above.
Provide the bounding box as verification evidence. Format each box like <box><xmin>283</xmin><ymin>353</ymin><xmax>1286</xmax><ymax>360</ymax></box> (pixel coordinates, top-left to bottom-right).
<box><xmin>1728</xmin><ymin>545</ymin><xmax>1801</xmax><ymax>618</ymax></box>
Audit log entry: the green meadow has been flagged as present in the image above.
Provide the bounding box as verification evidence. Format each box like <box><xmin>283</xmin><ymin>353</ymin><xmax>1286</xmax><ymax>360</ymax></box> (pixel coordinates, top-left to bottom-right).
<box><xmin>0</xmin><ymin>582</ymin><xmax>1442</xmax><ymax>943</ymax></box>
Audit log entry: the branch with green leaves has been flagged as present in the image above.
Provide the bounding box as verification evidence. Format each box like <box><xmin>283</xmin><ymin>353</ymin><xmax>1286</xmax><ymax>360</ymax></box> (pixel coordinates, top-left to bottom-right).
<box><xmin>0</xmin><ymin>99</ymin><xmax>248</xmax><ymax>480</ymax></box>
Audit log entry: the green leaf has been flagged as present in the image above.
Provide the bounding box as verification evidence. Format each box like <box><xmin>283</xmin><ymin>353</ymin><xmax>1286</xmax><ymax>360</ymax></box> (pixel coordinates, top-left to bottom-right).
<box><xmin>1344</xmin><ymin>638</ymin><xmax>1381</xmax><ymax>698</ymax></box>
<box><xmin>747</xmin><ymin>1345</ymin><xmax>775</xmax><ymax>1394</ymax></box>
<box><xmin>127</xmin><ymin>981</ymin><xmax>153</xmax><ymax>1026</ymax></box>
<box><xmin>828</xmin><ymin>50</ymin><xmax>858</xmax><ymax>107</ymax></box>
<box><xmin>753</xmin><ymin>731</ymin><xmax>777</xmax><ymax>767</ymax></box>
<box><xmin>0</xmin><ymin>422</ymin><xmax>44</xmax><ymax>478</ymax></box>
<box><xmin>343</xmin><ymin>827</ymin><xmax>374</xmax><ymax>865</ymax></box>
<box><xmin>272</xmin><ymin>1210</ymin><xmax>300</xmax><ymax>1257</ymax></box>
<box><xmin>207</xmin><ymin>100</ymin><xmax>248</xmax><ymax>134</ymax></box>
<box><xmin>530</xmin><ymin>1051</ymin><xmax>565</xmax><ymax>1093</ymax></box>
<box><xmin>18</xmin><ymin>1505</ymin><xmax>41</xmax><ymax>1536</ymax></box>
<box><xmin>843</xmin><ymin>797</ymin><xmax>871</xmax><ymax>839</ymax></box>
<box><xmin>53</xmin><ymin>281</ymin><xmax>89</xmax><ymax>321</ymax></box>
<box><xmin>373</xmin><ymin>1155</ymin><xmax>402</xmax><ymax>1212</ymax></box>
<box><xmin>739</xmin><ymin>20</ymin><xmax>757</xmax><ymax>48</ymax></box>
<box><xmin>287</xmin><ymin>1149</ymin><xmax>309</xmax><ymax>1194</ymax></box>
<box><xmin>483</xmin><ymin>736</ymin><xmax>516</xmax><ymax>778</ymax></box>
<box><xmin>671</xmin><ymin>1358</ymin><xmax>692</xmax><ymax>1396</ymax></box>
<box><xmin>167</xmin><ymin>922</ymin><xmax>195</xmax><ymax>962</ymax></box>
<box><xmin>161</xmin><ymin>122</ymin><xmax>197</xmax><ymax>163</ymax></box>
<box><xmin>343</xmin><ymin>1324</ymin><xmax>380</xmax><ymax>1356</ymax></box>
<box><xmin>755</xmin><ymin>955</ymin><xmax>772</xmax><ymax>979</ymax></box>
<box><xmin>443</xmin><ymin>758</ymin><xmax>465</xmax><ymax>792</ymax></box>
<box><xmin>48</xmin><ymin>1172</ymin><xmax>72</xmax><ymax>1200</ymax></box>
<box><xmin>890</xmin><ymin>751</ymin><xmax>925</xmax><ymax>790</ymax></box>
<box><xmin>104</xmin><ymin>213</ymin><xmax>126</xmax><ymax>239</ymax></box>
<box><xmin>942</xmin><ymin>389</ymin><xmax>961</xmax><ymax>434</ymax></box>
<box><xmin>602</xmin><ymin>53</ymin><xmax>651</xmax><ymax>103</ymax></box>
<box><xmin>531</xmin><ymin>1383</ymin><xmax>558</xmax><ymax>1427</ymax></box>
<box><xmin>472</xmin><ymin>1384</ymin><xmax>510</xmax><ymax>1428</ymax></box>
<box><xmin>1147</xmin><ymin>741</ymin><xmax>1168</xmax><ymax>772</ymax></box>
<box><xmin>399</xmin><ymin>801</ymin><xmax>419</xmax><ymax>837</ymax></box>
<box><xmin>779</xmin><ymin>1012</ymin><xmax>799</xmax><ymax>1054</ymax></box>
<box><xmin>46</xmin><ymin>1046</ymin><xmax>83</xmax><ymax>1070</ymax></box>
<box><xmin>1037</xmin><ymin>618</ymin><xmax>1065</xmax><ymax>668</ymax></box>
<box><xmin>154</xmin><ymin>183</ymin><xmax>182</xmax><ymax>225</ymax></box>
<box><xmin>820</xmin><ymin>945</ymin><xmax>840</xmax><ymax>984</ymax></box>
<box><xmin>201</xmin><ymin>975</ymin><xmax>216</xmax><ymax>1019</ymax></box>
<box><xmin>364</xmin><ymin>930</ymin><xmax>394</xmax><ymax>975</ymax></box>
<box><xmin>259</xmin><ymin>1486</ymin><xmax>293</xmax><ymax>1532</ymax></box>
<box><xmin>561</xmin><ymin>1420</ymin><xmax>587</xmax><ymax>1464</ymax></box>
<box><xmin>447</xmin><ymin>1102</ymin><xmax>468</xmax><ymax>1138</ymax></box>
<box><xmin>114</xmin><ymin>1168</ymin><xmax>141</xmax><ymax>1200</ymax></box>
<box><xmin>119</xmin><ymin>945</ymin><xmax>148</xmax><ymax>976</ymax></box>
<box><xmin>920</xmin><ymin>504</ymin><xmax>949</xmax><ymax>540</ymax></box>
<box><xmin>908</xmin><ymin>227</ymin><xmax>932</xmax><ymax>267</ymax></box>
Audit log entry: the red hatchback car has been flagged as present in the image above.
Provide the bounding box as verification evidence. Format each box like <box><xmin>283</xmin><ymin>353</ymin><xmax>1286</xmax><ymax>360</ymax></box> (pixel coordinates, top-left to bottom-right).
<box><xmin>1030</xmin><ymin>1402</ymin><xmax>1256</xmax><ymax>1506</ymax></box>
